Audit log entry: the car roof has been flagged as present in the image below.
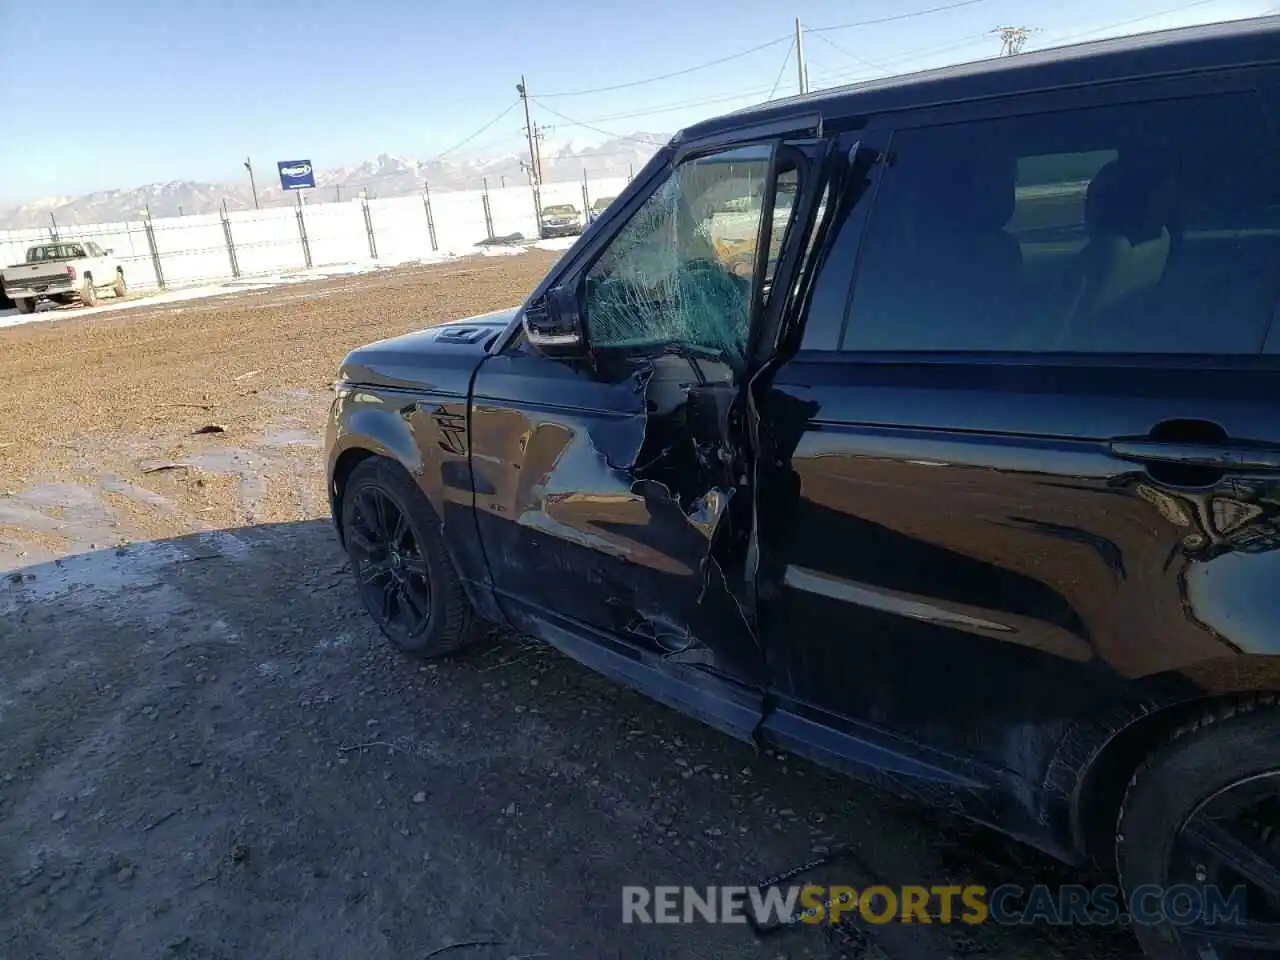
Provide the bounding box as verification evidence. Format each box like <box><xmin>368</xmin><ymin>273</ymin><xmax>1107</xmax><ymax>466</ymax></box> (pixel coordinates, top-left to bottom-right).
<box><xmin>677</xmin><ymin>15</ymin><xmax>1280</xmax><ymax>142</ymax></box>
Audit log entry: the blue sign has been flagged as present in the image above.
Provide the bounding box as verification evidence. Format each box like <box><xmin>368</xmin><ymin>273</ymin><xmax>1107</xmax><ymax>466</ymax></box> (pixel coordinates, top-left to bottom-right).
<box><xmin>277</xmin><ymin>159</ymin><xmax>316</xmax><ymax>191</ymax></box>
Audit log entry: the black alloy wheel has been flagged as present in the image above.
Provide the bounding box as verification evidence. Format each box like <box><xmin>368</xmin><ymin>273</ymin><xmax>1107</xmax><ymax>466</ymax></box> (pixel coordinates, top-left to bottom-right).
<box><xmin>346</xmin><ymin>483</ymin><xmax>433</xmax><ymax>643</ymax></box>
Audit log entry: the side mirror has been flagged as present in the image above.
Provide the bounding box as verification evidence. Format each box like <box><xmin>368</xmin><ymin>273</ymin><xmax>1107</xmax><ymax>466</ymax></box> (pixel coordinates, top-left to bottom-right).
<box><xmin>523</xmin><ymin>282</ymin><xmax>587</xmax><ymax>357</ymax></box>
<box><xmin>104</xmin><ymin>248</ymin><xmax>114</xmax><ymax>255</ymax></box>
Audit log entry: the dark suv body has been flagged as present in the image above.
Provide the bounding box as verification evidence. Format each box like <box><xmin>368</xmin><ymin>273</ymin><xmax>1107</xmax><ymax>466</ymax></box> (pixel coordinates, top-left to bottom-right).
<box><xmin>328</xmin><ymin>19</ymin><xmax>1280</xmax><ymax>957</ymax></box>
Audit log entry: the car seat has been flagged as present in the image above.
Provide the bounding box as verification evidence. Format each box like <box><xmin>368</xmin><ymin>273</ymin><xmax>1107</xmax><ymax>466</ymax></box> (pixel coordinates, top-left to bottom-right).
<box><xmin>1058</xmin><ymin>159</ymin><xmax>1176</xmax><ymax>347</ymax></box>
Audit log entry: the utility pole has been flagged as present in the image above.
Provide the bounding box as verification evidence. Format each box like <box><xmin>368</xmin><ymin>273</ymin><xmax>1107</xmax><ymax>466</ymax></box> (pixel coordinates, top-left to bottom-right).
<box><xmin>244</xmin><ymin>156</ymin><xmax>260</xmax><ymax>210</ymax></box>
<box><xmin>516</xmin><ymin>77</ymin><xmax>540</xmax><ymax>187</ymax></box>
<box><xmin>994</xmin><ymin>25</ymin><xmax>1034</xmax><ymax>56</ymax></box>
<box><xmin>335</xmin><ymin>184</ymin><xmax>342</xmax><ymax>202</ymax></box>
<box><xmin>532</xmin><ymin>122</ymin><xmax>546</xmax><ymax>185</ymax></box>
<box><xmin>517</xmin><ymin>75</ymin><xmax>545</xmax><ymax>227</ymax></box>
<box><xmin>795</xmin><ymin>17</ymin><xmax>808</xmax><ymax>94</ymax></box>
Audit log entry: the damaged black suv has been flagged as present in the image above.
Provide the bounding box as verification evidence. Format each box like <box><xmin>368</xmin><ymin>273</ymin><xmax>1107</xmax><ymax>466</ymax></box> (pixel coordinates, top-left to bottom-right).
<box><xmin>327</xmin><ymin>18</ymin><xmax>1280</xmax><ymax>958</ymax></box>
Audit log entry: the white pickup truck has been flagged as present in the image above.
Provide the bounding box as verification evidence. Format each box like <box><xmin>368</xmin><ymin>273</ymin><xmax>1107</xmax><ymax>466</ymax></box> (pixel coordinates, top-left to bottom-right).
<box><xmin>1</xmin><ymin>240</ymin><xmax>126</xmax><ymax>314</ymax></box>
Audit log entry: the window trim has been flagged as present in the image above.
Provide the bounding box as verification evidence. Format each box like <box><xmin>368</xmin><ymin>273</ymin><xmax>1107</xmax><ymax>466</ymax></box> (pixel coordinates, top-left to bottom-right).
<box><xmin>797</xmin><ymin>125</ymin><xmax>893</xmax><ymax>352</ymax></box>
<box><xmin>828</xmin><ymin>66</ymin><xmax>1280</xmax><ymax>361</ymax></box>
<box><xmin>786</xmin><ymin>348</ymin><xmax>1280</xmax><ymax>372</ymax></box>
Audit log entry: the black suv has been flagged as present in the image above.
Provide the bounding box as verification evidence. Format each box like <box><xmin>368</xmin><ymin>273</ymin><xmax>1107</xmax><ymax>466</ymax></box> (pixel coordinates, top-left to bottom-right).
<box><xmin>327</xmin><ymin>18</ymin><xmax>1280</xmax><ymax>957</ymax></box>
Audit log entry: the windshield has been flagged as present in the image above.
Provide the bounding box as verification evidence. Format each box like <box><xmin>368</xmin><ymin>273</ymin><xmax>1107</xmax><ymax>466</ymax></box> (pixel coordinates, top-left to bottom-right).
<box><xmin>542</xmin><ymin>204</ymin><xmax>578</xmax><ymax>217</ymax></box>
<box><xmin>592</xmin><ymin>197</ymin><xmax>615</xmax><ymax>212</ymax></box>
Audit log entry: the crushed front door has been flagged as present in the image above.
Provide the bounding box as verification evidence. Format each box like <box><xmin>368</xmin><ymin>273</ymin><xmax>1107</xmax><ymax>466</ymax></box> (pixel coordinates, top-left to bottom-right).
<box><xmin>470</xmin><ymin>141</ymin><xmax>820</xmax><ymax>689</ymax></box>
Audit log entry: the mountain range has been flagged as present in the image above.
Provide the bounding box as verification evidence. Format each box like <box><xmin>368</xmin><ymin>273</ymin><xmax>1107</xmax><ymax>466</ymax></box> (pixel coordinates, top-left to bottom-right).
<box><xmin>0</xmin><ymin>134</ymin><xmax>668</xmax><ymax>230</ymax></box>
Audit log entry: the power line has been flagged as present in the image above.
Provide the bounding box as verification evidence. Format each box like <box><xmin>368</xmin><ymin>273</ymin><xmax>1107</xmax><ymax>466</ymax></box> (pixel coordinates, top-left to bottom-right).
<box><xmin>430</xmin><ymin>101</ymin><xmax>520</xmax><ymax>162</ymax></box>
<box><xmin>537</xmin><ymin>35</ymin><xmax>791</xmax><ymax>97</ymax></box>
<box><xmin>809</xmin><ymin>31</ymin><xmax>889</xmax><ymax>72</ymax></box>
<box><xmin>452</xmin><ymin>131</ymin><xmax>531</xmax><ymax>160</ymax></box>
<box><xmin>808</xmin><ymin>0</ymin><xmax>991</xmax><ymax>34</ymax></box>
<box><xmin>1036</xmin><ymin>0</ymin><xmax>1226</xmax><ymax>46</ymax></box>
<box><xmin>530</xmin><ymin>98</ymin><xmax>669</xmax><ymax>145</ymax></box>
<box><xmin>580</xmin><ymin>86</ymin><xmax>778</xmax><ymax>124</ymax></box>
<box><xmin>767</xmin><ymin>39</ymin><xmax>796</xmax><ymax>99</ymax></box>
<box><xmin>804</xmin><ymin>32</ymin><xmax>994</xmax><ymax>87</ymax></box>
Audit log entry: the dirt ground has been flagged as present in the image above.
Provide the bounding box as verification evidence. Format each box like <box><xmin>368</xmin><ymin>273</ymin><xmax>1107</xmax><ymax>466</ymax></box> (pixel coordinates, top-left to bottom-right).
<box><xmin>0</xmin><ymin>255</ymin><xmax>1143</xmax><ymax>959</ymax></box>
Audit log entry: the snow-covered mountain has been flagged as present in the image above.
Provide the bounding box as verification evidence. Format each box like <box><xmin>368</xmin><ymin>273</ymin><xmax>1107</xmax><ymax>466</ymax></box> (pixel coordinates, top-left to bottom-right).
<box><xmin>0</xmin><ymin>136</ymin><xmax>668</xmax><ymax>229</ymax></box>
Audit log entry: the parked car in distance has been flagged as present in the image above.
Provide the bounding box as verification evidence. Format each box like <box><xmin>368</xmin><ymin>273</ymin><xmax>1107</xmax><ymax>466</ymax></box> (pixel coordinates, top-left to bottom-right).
<box><xmin>327</xmin><ymin>18</ymin><xmax>1280</xmax><ymax>959</ymax></box>
<box><xmin>587</xmin><ymin>195</ymin><xmax>616</xmax><ymax>224</ymax></box>
<box><xmin>538</xmin><ymin>203</ymin><xmax>584</xmax><ymax>238</ymax></box>
<box><xmin>1</xmin><ymin>240</ymin><xmax>126</xmax><ymax>313</ymax></box>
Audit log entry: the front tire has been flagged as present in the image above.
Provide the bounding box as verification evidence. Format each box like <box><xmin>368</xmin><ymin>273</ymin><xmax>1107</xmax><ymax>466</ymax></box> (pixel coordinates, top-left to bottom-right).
<box><xmin>113</xmin><ymin>269</ymin><xmax>126</xmax><ymax>299</ymax></box>
<box><xmin>340</xmin><ymin>457</ymin><xmax>475</xmax><ymax>658</ymax></box>
<box><xmin>1117</xmin><ymin>699</ymin><xmax>1280</xmax><ymax>959</ymax></box>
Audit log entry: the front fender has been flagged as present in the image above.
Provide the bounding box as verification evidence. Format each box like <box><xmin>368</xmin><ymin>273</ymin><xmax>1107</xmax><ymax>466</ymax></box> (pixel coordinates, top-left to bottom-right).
<box><xmin>326</xmin><ymin>386</ymin><xmax>504</xmax><ymax>625</ymax></box>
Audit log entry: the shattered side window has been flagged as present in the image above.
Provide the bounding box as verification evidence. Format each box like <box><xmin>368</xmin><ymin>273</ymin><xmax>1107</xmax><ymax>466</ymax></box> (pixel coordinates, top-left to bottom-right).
<box><xmin>583</xmin><ymin>145</ymin><xmax>774</xmax><ymax>367</ymax></box>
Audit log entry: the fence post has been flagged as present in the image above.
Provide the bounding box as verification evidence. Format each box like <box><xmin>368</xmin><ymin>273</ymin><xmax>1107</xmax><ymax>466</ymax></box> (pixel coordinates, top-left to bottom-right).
<box><xmin>481</xmin><ymin>177</ymin><xmax>495</xmax><ymax>241</ymax></box>
<box><xmin>295</xmin><ymin>192</ymin><xmax>313</xmax><ymax>269</ymax></box>
<box><xmin>423</xmin><ymin>181</ymin><xmax>438</xmax><ymax>252</ymax></box>
<box><xmin>361</xmin><ymin>194</ymin><xmax>378</xmax><ymax>260</ymax></box>
<box><xmin>220</xmin><ymin>201</ymin><xmax>241</xmax><ymax>278</ymax></box>
<box><xmin>143</xmin><ymin>207</ymin><xmax>165</xmax><ymax>289</ymax></box>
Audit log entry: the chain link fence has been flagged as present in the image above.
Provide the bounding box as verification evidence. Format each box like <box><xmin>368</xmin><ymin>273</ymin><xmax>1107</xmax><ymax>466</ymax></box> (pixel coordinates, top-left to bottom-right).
<box><xmin>0</xmin><ymin>175</ymin><xmax>629</xmax><ymax>299</ymax></box>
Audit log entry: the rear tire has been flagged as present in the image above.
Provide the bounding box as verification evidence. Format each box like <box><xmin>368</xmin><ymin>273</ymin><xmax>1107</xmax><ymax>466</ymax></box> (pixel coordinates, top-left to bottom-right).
<box><xmin>80</xmin><ymin>276</ymin><xmax>97</xmax><ymax>307</ymax></box>
<box><xmin>340</xmin><ymin>457</ymin><xmax>476</xmax><ymax>658</ymax></box>
<box><xmin>15</xmin><ymin>298</ymin><xmax>34</xmax><ymax>314</ymax></box>
<box><xmin>112</xmin><ymin>269</ymin><xmax>126</xmax><ymax>299</ymax></box>
<box><xmin>1116</xmin><ymin>699</ymin><xmax>1280</xmax><ymax>959</ymax></box>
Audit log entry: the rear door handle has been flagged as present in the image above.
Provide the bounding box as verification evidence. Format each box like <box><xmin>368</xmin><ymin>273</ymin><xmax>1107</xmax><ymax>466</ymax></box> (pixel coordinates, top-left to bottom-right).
<box><xmin>1109</xmin><ymin>440</ymin><xmax>1280</xmax><ymax>472</ymax></box>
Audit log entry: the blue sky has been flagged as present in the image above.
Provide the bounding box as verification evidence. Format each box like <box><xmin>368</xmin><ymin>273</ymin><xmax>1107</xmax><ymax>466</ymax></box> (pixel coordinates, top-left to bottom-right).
<box><xmin>0</xmin><ymin>0</ymin><xmax>1272</xmax><ymax>204</ymax></box>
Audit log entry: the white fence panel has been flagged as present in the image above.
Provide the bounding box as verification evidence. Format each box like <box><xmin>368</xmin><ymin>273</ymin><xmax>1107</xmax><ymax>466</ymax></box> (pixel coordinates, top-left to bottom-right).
<box><xmin>227</xmin><ymin>208</ymin><xmax>305</xmax><ymax>276</ymax></box>
<box><xmin>367</xmin><ymin>196</ymin><xmax>434</xmax><ymax>263</ymax></box>
<box><xmin>430</xmin><ymin>190</ymin><xmax>492</xmax><ymax>251</ymax></box>
<box><xmin>303</xmin><ymin>201</ymin><xmax>369</xmax><ymax>266</ymax></box>
<box><xmin>151</xmin><ymin>214</ymin><xmax>233</xmax><ymax>286</ymax></box>
<box><xmin>489</xmin><ymin>188</ymin><xmax>538</xmax><ymax>240</ymax></box>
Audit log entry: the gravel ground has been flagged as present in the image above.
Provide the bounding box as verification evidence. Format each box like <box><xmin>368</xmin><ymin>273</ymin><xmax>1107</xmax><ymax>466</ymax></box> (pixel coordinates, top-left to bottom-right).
<box><xmin>0</xmin><ymin>255</ymin><xmax>1143</xmax><ymax>959</ymax></box>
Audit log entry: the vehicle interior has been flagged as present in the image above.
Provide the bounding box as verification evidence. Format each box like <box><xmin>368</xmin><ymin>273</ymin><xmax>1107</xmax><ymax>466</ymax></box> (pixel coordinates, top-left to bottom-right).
<box><xmin>845</xmin><ymin>90</ymin><xmax>1280</xmax><ymax>354</ymax></box>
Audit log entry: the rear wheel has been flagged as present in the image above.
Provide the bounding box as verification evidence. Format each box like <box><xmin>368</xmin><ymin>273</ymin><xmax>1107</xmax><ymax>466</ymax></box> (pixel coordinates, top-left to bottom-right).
<box><xmin>112</xmin><ymin>269</ymin><xmax>126</xmax><ymax>299</ymax></box>
<box><xmin>340</xmin><ymin>457</ymin><xmax>476</xmax><ymax>658</ymax></box>
<box><xmin>80</xmin><ymin>275</ymin><xmax>97</xmax><ymax>307</ymax></box>
<box><xmin>1117</xmin><ymin>700</ymin><xmax>1280</xmax><ymax>958</ymax></box>
<box><xmin>15</xmin><ymin>298</ymin><xmax>34</xmax><ymax>314</ymax></box>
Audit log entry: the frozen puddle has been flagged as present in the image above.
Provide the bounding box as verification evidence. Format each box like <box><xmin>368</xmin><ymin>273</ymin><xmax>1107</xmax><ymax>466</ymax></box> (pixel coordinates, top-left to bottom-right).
<box><xmin>2</xmin><ymin>540</ymin><xmax>186</xmax><ymax>609</ymax></box>
<box><xmin>1</xmin><ymin>531</ymin><xmax>251</xmax><ymax>615</ymax></box>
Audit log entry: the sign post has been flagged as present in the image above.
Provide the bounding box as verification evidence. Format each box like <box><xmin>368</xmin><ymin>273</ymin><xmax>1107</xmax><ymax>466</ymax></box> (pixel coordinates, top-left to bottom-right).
<box><xmin>278</xmin><ymin>160</ymin><xmax>315</xmax><ymax>269</ymax></box>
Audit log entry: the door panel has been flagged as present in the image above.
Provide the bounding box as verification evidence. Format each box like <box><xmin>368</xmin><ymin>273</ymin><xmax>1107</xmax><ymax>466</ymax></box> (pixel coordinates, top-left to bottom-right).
<box><xmin>471</xmin><ymin>341</ymin><xmax>763</xmax><ymax>681</ymax></box>
<box><xmin>757</xmin><ymin>358</ymin><xmax>1280</xmax><ymax>781</ymax></box>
